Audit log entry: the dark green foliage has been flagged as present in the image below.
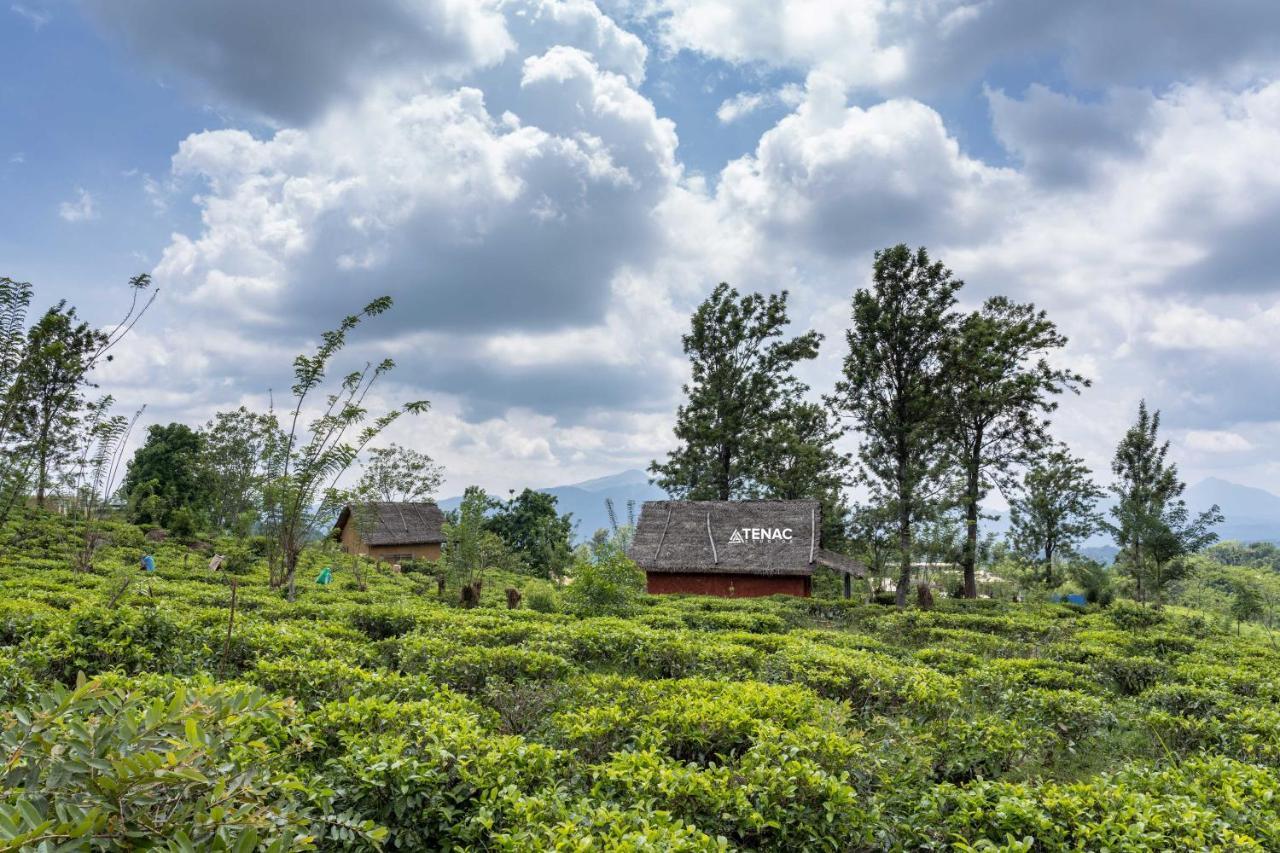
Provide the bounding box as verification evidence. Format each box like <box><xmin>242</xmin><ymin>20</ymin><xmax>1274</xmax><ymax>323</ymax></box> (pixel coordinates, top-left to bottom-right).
<box><xmin>0</xmin><ymin>678</ymin><xmax>384</xmax><ymax>849</ymax></box>
<box><xmin>487</xmin><ymin>488</ymin><xmax>574</xmax><ymax>578</ymax></box>
<box><xmin>650</xmin><ymin>282</ymin><xmax>832</xmax><ymax>503</ymax></box>
<box><xmin>200</xmin><ymin>406</ymin><xmax>278</xmax><ymax>534</ymax></box>
<box><xmin>0</xmin><ymin>275</ymin><xmax>154</xmax><ymax>527</ymax></box>
<box><xmin>122</xmin><ymin>422</ymin><xmax>208</xmax><ymax>529</ymax></box>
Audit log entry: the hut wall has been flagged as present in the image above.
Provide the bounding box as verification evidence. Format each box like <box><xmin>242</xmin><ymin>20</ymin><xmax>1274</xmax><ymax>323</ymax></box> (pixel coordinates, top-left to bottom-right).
<box><xmin>366</xmin><ymin>542</ymin><xmax>442</xmax><ymax>563</ymax></box>
<box><xmin>339</xmin><ymin>522</ymin><xmax>441</xmax><ymax>563</ymax></box>
<box><xmin>646</xmin><ymin>571</ymin><xmax>810</xmax><ymax>598</ymax></box>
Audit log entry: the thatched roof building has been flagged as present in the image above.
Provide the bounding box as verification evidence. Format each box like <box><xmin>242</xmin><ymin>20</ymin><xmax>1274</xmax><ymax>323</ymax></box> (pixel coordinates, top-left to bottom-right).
<box><xmin>629</xmin><ymin>499</ymin><xmax>865</xmax><ymax>598</ymax></box>
<box><xmin>333</xmin><ymin>501</ymin><xmax>446</xmax><ymax>563</ymax></box>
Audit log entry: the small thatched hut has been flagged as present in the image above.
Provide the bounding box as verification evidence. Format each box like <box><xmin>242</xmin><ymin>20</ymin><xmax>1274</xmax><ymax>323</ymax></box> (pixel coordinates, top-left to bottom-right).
<box><xmin>629</xmin><ymin>499</ymin><xmax>865</xmax><ymax>598</ymax></box>
<box><xmin>333</xmin><ymin>502</ymin><xmax>445</xmax><ymax>563</ymax></box>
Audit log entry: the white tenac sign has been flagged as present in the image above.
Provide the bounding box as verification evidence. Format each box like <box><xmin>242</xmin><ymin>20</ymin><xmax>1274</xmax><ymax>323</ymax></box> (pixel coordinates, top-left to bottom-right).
<box><xmin>727</xmin><ymin>527</ymin><xmax>794</xmax><ymax>544</ymax></box>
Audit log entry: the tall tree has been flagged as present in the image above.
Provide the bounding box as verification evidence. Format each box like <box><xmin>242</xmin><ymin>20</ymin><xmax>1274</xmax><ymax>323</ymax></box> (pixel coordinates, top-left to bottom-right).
<box><xmin>943</xmin><ymin>298</ymin><xmax>1088</xmax><ymax>597</ymax></box>
<box><xmin>200</xmin><ymin>407</ymin><xmax>279</xmax><ymax>534</ymax></box>
<box><xmin>1109</xmin><ymin>400</ymin><xmax>1219</xmax><ymax>603</ymax></box>
<box><xmin>12</xmin><ymin>304</ymin><xmax>108</xmax><ymax>508</ymax></box>
<box><xmin>487</xmin><ymin>488</ymin><xmax>575</xmax><ymax>579</ymax></box>
<box><xmin>1008</xmin><ymin>444</ymin><xmax>1105</xmax><ymax>584</ymax></box>
<box><xmin>442</xmin><ymin>486</ymin><xmax>515</xmax><ymax>589</ymax></box>
<box><xmin>651</xmin><ymin>283</ymin><xmax>821</xmax><ymax>501</ymax></box>
<box><xmin>832</xmin><ymin>245</ymin><xmax>961</xmax><ymax>606</ymax></box>
<box><xmin>122</xmin><ymin>423</ymin><xmax>208</xmax><ymax>529</ymax></box>
<box><xmin>0</xmin><ymin>274</ymin><xmax>155</xmax><ymax>526</ymax></box>
<box><xmin>355</xmin><ymin>443</ymin><xmax>444</xmax><ymax>504</ymax></box>
<box><xmin>260</xmin><ymin>296</ymin><xmax>427</xmax><ymax>600</ymax></box>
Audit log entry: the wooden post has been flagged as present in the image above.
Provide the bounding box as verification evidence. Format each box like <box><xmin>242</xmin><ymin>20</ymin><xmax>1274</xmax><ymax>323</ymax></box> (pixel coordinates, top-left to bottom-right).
<box><xmin>843</xmin><ymin>572</ymin><xmax>852</xmax><ymax>600</ymax></box>
<box><xmin>220</xmin><ymin>578</ymin><xmax>239</xmax><ymax>678</ymax></box>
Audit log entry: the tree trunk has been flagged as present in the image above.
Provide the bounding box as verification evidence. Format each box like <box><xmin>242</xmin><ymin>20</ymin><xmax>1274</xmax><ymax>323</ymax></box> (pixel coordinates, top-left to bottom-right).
<box><xmin>962</xmin><ymin>455</ymin><xmax>980</xmax><ymax>599</ymax></box>
<box><xmin>35</xmin><ymin>432</ymin><xmax>49</xmax><ymax>509</ymax></box>
<box><xmin>896</xmin><ymin>501</ymin><xmax>911</xmax><ymax>607</ymax></box>
<box><xmin>1044</xmin><ymin>541</ymin><xmax>1055</xmax><ymax>585</ymax></box>
<box><xmin>717</xmin><ymin>442</ymin><xmax>732</xmax><ymax>501</ymax></box>
<box><xmin>285</xmin><ymin>547</ymin><xmax>300</xmax><ymax>601</ymax></box>
<box><xmin>1134</xmin><ymin>540</ymin><xmax>1144</xmax><ymax>604</ymax></box>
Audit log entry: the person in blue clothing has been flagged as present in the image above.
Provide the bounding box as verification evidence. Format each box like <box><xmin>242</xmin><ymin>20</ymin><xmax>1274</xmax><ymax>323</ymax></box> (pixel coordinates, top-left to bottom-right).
<box><xmin>140</xmin><ymin>554</ymin><xmax>156</xmax><ymax>573</ymax></box>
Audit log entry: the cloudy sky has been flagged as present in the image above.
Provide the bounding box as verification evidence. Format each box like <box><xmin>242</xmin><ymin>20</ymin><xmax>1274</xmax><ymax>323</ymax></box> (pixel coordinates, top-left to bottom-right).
<box><xmin>3</xmin><ymin>0</ymin><xmax>1280</xmax><ymax>496</ymax></box>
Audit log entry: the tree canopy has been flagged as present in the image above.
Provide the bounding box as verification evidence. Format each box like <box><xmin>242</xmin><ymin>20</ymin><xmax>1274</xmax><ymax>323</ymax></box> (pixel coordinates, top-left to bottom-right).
<box><xmin>650</xmin><ymin>283</ymin><xmax>823</xmax><ymax>501</ymax></box>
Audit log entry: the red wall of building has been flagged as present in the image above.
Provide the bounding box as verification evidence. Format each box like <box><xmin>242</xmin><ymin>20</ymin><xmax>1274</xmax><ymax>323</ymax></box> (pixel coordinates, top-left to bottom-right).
<box><xmin>646</xmin><ymin>572</ymin><xmax>811</xmax><ymax>598</ymax></box>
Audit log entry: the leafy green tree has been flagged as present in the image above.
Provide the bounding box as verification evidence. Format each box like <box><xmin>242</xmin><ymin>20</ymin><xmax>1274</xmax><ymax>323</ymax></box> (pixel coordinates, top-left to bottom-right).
<box><xmin>200</xmin><ymin>407</ymin><xmax>279</xmax><ymax>534</ymax></box>
<box><xmin>12</xmin><ymin>304</ymin><xmax>108</xmax><ymax>508</ymax></box>
<box><xmin>122</xmin><ymin>423</ymin><xmax>208</xmax><ymax>529</ymax></box>
<box><xmin>487</xmin><ymin>488</ymin><xmax>574</xmax><ymax>579</ymax></box>
<box><xmin>832</xmin><ymin>245</ymin><xmax>961</xmax><ymax>606</ymax></box>
<box><xmin>1230</xmin><ymin>579</ymin><xmax>1265</xmax><ymax>636</ymax></box>
<box><xmin>1109</xmin><ymin>401</ymin><xmax>1220</xmax><ymax>604</ymax></box>
<box><xmin>1009</xmin><ymin>445</ymin><xmax>1105</xmax><ymax>584</ymax></box>
<box><xmin>260</xmin><ymin>296</ymin><xmax>427</xmax><ymax>600</ymax></box>
<box><xmin>442</xmin><ymin>486</ymin><xmax>515</xmax><ymax>588</ymax></box>
<box><xmin>356</xmin><ymin>443</ymin><xmax>444</xmax><ymax>503</ymax></box>
<box><xmin>651</xmin><ymin>283</ymin><xmax>822</xmax><ymax>501</ymax></box>
<box><xmin>0</xmin><ymin>275</ymin><xmax>154</xmax><ymax>525</ymax></box>
<box><xmin>943</xmin><ymin>298</ymin><xmax>1088</xmax><ymax>597</ymax></box>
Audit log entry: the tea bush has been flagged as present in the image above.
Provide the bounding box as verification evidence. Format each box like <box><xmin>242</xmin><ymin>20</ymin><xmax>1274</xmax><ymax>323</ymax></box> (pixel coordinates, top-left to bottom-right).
<box><xmin>2</xmin><ymin>512</ymin><xmax>1279</xmax><ymax>850</ymax></box>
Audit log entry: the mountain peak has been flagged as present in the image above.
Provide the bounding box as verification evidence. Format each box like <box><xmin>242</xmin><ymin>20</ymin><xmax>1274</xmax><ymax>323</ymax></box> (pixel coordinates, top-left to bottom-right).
<box><xmin>566</xmin><ymin>469</ymin><xmax>653</xmax><ymax>493</ymax></box>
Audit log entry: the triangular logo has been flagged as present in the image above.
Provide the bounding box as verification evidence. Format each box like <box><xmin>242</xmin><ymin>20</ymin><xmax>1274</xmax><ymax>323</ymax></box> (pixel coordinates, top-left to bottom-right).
<box><xmin>728</xmin><ymin>528</ymin><xmax>744</xmax><ymax>545</ymax></box>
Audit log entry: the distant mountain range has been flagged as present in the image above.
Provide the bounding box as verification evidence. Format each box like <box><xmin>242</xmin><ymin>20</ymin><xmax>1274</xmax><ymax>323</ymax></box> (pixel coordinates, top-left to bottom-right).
<box><xmin>439</xmin><ymin>469</ymin><xmax>668</xmax><ymax>540</ymax></box>
<box><xmin>440</xmin><ymin>472</ymin><xmax>1280</xmax><ymax>552</ymax></box>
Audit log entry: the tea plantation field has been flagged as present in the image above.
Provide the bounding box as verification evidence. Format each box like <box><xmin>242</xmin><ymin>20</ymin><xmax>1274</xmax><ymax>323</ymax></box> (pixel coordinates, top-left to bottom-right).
<box><xmin>2</xmin><ymin>517</ymin><xmax>1279</xmax><ymax>851</ymax></box>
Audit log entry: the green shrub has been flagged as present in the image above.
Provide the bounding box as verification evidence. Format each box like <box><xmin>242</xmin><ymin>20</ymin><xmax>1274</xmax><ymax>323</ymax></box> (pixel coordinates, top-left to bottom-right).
<box><xmin>1096</xmin><ymin>654</ymin><xmax>1168</xmax><ymax>696</ymax></box>
<box><xmin>309</xmin><ymin>696</ymin><xmax>566</xmax><ymax>849</ymax></box>
<box><xmin>563</xmin><ymin>549</ymin><xmax>645</xmax><ymax>617</ymax></box>
<box><xmin>762</xmin><ymin>641</ymin><xmax>958</xmax><ymax>715</ymax></box>
<box><xmin>0</xmin><ymin>678</ymin><xmax>384</xmax><ymax>849</ymax></box>
<box><xmin>1109</xmin><ymin>600</ymin><xmax>1165</xmax><ymax>630</ymax></box>
<box><xmin>22</xmin><ymin>606</ymin><xmax>194</xmax><ymax>683</ymax></box>
<box><xmin>524</xmin><ymin>579</ymin><xmax>560</xmax><ymax>613</ymax></box>
<box><xmin>396</xmin><ymin>637</ymin><xmax>576</xmax><ymax>692</ymax></box>
<box><xmin>909</xmin><ymin>756</ymin><xmax>1280</xmax><ymax>850</ymax></box>
<box><xmin>919</xmin><ymin>715</ymin><xmax>1050</xmax><ymax>782</ymax></box>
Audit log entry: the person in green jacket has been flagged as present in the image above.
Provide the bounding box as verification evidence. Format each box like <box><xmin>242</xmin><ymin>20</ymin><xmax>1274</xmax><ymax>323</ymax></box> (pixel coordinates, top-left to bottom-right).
<box><xmin>315</xmin><ymin>566</ymin><xmax>333</xmax><ymax>585</ymax></box>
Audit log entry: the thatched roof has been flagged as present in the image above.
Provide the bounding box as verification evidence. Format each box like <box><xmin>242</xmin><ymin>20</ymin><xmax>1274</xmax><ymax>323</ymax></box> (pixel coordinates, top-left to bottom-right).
<box><xmin>815</xmin><ymin>548</ymin><xmax>867</xmax><ymax>577</ymax></box>
<box><xmin>333</xmin><ymin>502</ymin><xmax>445</xmax><ymax>546</ymax></box>
<box><xmin>629</xmin><ymin>499</ymin><xmax>864</xmax><ymax>577</ymax></box>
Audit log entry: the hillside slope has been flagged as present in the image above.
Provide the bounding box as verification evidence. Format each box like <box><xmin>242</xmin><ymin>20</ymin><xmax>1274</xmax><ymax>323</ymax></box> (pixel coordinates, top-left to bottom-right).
<box><xmin>0</xmin><ymin>514</ymin><xmax>1277</xmax><ymax>850</ymax></box>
